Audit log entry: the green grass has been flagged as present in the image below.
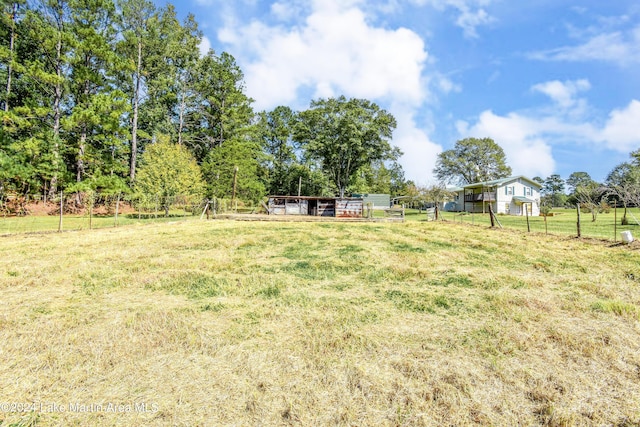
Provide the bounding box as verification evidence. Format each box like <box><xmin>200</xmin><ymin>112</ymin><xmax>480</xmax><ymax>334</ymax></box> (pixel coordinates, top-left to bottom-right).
<box><xmin>438</xmin><ymin>207</ymin><xmax>640</xmax><ymax>241</ymax></box>
<box><xmin>0</xmin><ymin>210</ymin><xmax>199</xmax><ymax>234</ymax></box>
<box><xmin>1</xmin><ymin>219</ymin><xmax>639</xmax><ymax>425</ymax></box>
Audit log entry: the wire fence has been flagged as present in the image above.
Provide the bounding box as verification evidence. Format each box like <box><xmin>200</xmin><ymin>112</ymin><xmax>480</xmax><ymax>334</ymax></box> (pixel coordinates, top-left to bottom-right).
<box><xmin>439</xmin><ymin>206</ymin><xmax>640</xmax><ymax>243</ymax></box>
<box><xmin>3</xmin><ymin>191</ymin><xmax>639</xmax><ymax>244</ymax></box>
<box><xmin>0</xmin><ymin>192</ymin><xmax>260</xmax><ymax>235</ymax></box>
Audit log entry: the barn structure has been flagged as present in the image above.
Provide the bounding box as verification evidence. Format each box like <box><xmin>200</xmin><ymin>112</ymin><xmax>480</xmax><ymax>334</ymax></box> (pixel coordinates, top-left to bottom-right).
<box><xmin>266</xmin><ymin>196</ymin><xmax>364</xmax><ymax>218</ymax></box>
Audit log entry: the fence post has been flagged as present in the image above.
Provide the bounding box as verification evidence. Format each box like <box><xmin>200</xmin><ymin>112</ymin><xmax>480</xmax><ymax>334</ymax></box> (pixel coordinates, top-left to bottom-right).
<box><xmin>114</xmin><ymin>193</ymin><xmax>120</xmax><ymax>227</ymax></box>
<box><xmin>488</xmin><ymin>204</ymin><xmax>496</xmax><ymax>228</ymax></box>
<box><xmin>614</xmin><ymin>203</ymin><xmax>617</xmax><ymax>242</ymax></box>
<box><xmin>576</xmin><ymin>204</ymin><xmax>581</xmax><ymax>238</ymax></box>
<box><xmin>58</xmin><ymin>191</ymin><xmax>63</xmax><ymax>232</ymax></box>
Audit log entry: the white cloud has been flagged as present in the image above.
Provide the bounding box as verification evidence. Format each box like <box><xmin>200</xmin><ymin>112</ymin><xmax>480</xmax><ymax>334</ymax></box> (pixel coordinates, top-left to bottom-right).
<box><xmin>198</xmin><ymin>36</ymin><xmax>212</xmax><ymax>56</ymax></box>
<box><xmin>410</xmin><ymin>0</ymin><xmax>495</xmax><ymax>38</ymax></box>
<box><xmin>529</xmin><ymin>25</ymin><xmax>640</xmax><ymax>66</ymax></box>
<box><xmin>458</xmin><ymin>97</ymin><xmax>640</xmax><ymax>179</ymax></box>
<box><xmin>599</xmin><ymin>100</ymin><xmax>640</xmax><ymax>152</ymax></box>
<box><xmin>460</xmin><ymin>111</ymin><xmax>556</xmax><ymax>179</ymax></box>
<box><xmin>454</xmin><ymin>5</ymin><xmax>494</xmax><ymax>38</ymax></box>
<box><xmin>531</xmin><ymin>79</ymin><xmax>590</xmax><ymax>109</ymax></box>
<box><xmin>218</xmin><ymin>0</ymin><xmax>438</xmax><ymax>182</ymax></box>
<box><xmin>391</xmin><ymin>105</ymin><xmax>442</xmax><ymax>183</ymax></box>
<box><xmin>220</xmin><ymin>3</ymin><xmax>428</xmax><ymax>110</ymax></box>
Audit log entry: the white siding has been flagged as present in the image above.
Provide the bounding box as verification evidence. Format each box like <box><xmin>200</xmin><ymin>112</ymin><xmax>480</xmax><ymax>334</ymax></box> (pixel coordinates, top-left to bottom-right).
<box><xmin>495</xmin><ymin>178</ymin><xmax>540</xmax><ymax>216</ymax></box>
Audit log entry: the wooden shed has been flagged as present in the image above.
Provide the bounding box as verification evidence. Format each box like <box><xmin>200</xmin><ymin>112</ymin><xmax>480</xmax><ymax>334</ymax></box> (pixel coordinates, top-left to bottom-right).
<box><xmin>267</xmin><ymin>196</ymin><xmax>364</xmax><ymax>218</ymax></box>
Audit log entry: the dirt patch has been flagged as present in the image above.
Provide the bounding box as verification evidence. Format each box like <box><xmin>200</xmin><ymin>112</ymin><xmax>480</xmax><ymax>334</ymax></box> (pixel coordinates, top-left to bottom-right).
<box><xmin>3</xmin><ymin>198</ymin><xmax>135</xmax><ymax>217</ymax></box>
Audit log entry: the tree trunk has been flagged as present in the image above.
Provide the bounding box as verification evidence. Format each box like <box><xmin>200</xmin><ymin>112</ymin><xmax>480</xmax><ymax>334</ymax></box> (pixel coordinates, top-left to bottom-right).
<box><xmin>77</xmin><ymin>131</ymin><xmax>86</xmax><ymax>182</ymax></box>
<box><xmin>49</xmin><ymin>21</ymin><xmax>64</xmax><ymax>200</ymax></box>
<box><xmin>177</xmin><ymin>89</ymin><xmax>185</xmax><ymax>145</ymax></box>
<box><xmin>130</xmin><ymin>39</ymin><xmax>142</xmax><ymax>183</ymax></box>
<box><xmin>77</xmin><ymin>70</ymin><xmax>91</xmax><ymax>182</ymax></box>
<box><xmin>4</xmin><ymin>3</ymin><xmax>17</xmax><ymax>112</ymax></box>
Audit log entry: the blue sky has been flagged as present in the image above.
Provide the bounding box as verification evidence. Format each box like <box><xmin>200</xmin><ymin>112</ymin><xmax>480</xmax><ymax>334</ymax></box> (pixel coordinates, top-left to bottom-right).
<box><xmin>155</xmin><ymin>0</ymin><xmax>640</xmax><ymax>184</ymax></box>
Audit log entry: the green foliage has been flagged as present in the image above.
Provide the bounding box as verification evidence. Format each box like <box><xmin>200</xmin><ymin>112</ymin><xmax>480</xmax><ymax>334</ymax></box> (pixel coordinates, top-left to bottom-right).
<box><xmin>201</xmin><ymin>138</ymin><xmax>265</xmax><ymax>203</ymax></box>
<box><xmin>135</xmin><ymin>135</ymin><xmax>205</xmax><ymax>215</ymax></box>
<box><xmin>541</xmin><ymin>174</ymin><xmax>566</xmax><ymax>207</ymax></box>
<box><xmin>434</xmin><ymin>137</ymin><xmax>512</xmax><ymax>185</ymax></box>
<box><xmin>258</xmin><ymin>106</ymin><xmax>297</xmax><ymax>195</ymax></box>
<box><xmin>187</xmin><ymin>51</ymin><xmax>255</xmax><ymax>162</ymax></box>
<box><xmin>566</xmin><ymin>172</ymin><xmax>593</xmax><ymax>194</ymax></box>
<box><xmin>295</xmin><ymin>96</ymin><xmax>398</xmax><ymax>198</ymax></box>
<box><xmin>1</xmin><ymin>1</ymin><xmax>413</xmax><ymax>205</ymax></box>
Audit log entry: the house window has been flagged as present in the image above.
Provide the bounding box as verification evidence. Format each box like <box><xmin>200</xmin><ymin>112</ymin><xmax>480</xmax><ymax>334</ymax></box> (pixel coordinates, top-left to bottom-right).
<box><xmin>505</xmin><ymin>186</ymin><xmax>514</xmax><ymax>195</ymax></box>
<box><xmin>505</xmin><ymin>203</ymin><xmax>510</xmax><ymax>214</ymax></box>
<box><xmin>524</xmin><ymin>187</ymin><xmax>533</xmax><ymax>196</ymax></box>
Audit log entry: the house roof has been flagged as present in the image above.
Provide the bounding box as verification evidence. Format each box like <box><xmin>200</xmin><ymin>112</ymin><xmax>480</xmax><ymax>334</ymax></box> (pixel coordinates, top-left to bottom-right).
<box><xmin>461</xmin><ymin>176</ymin><xmax>542</xmax><ymax>189</ymax></box>
<box><xmin>512</xmin><ymin>196</ymin><xmax>536</xmax><ymax>203</ymax></box>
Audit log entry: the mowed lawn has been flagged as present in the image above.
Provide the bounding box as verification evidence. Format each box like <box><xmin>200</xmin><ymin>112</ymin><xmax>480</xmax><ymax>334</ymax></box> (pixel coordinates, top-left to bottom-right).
<box><xmin>1</xmin><ymin>219</ymin><xmax>639</xmax><ymax>426</ymax></box>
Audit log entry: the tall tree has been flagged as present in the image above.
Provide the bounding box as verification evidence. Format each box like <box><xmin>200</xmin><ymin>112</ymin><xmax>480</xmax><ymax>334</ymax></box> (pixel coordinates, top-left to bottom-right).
<box><xmin>294</xmin><ymin>96</ymin><xmax>397</xmax><ymax>198</ymax></box>
<box><xmin>434</xmin><ymin>137</ymin><xmax>512</xmax><ymax>185</ymax></box>
<box><xmin>16</xmin><ymin>0</ymin><xmax>73</xmax><ymax>198</ymax></box>
<box><xmin>258</xmin><ymin>105</ymin><xmax>297</xmax><ymax>195</ymax></box>
<box><xmin>1</xmin><ymin>0</ymin><xmax>26</xmax><ymax>112</ymax></box>
<box><xmin>188</xmin><ymin>51</ymin><xmax>254</xmax><ymax>162</ymax></box>
<box><xmin>566</xmin><ymin>171</ymin><xmax>593</xmax><ymax>194</ymax></box>
<box><xmin>542</xmin><ymin>174</ymin><xmax>566</xmax><ymax>207</ymax></box>
<box><xmin>169</xmin><ymin>13</ymin><xmax>201</xmax><ymax>147</ymax></box>
<box><xmin>138</xmin><ymin>5</ymin><xmax>200</xmax><ymax>143</ymax></box>
<box><xmin>117</xmin><ymin>0</ymin><xmax>156</xmax><ymax>183</ymax></box>
<box><xmin>66</xmin><ymin>0</ymin><xmax>127</xmax><ymax>184</ymax></box>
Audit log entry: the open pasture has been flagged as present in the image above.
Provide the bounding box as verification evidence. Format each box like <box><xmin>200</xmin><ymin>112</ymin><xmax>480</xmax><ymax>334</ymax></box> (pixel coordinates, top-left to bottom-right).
<box><xmin>1</xmin><ymin>219</ymin><xmax>639</xmax><ymax>426</ymax></box>
<box><xmin>439</xmin><ymin>207</ymin><xmax>640</xmax><ymax>242</ymax></box>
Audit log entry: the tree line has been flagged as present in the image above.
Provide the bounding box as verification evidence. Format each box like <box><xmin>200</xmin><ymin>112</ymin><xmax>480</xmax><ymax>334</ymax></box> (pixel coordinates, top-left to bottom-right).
<box><xmin>0</xmin><ymin>0</ymin><xmax>406</xmax><ymax>210</ymax></box>
<box><xmin>532</xmin><ymin>151</ymin><xmax>640</xmax><ymax>223</ymax></box>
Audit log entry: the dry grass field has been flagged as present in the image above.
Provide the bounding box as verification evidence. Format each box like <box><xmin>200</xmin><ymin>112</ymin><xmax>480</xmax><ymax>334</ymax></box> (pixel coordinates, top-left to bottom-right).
<box><xmin>1</xmin><ymin>219</ymin><xmax>639</xmax><ymax>426</ymax></box>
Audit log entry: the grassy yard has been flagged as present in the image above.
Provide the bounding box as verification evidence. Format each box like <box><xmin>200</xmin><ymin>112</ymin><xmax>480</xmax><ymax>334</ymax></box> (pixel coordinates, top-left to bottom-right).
<box><xmin>1</xmin><ymin>219</ymin><xmax>639</xmax><ymax>426</ymax></box>
<box><xmin>437</xmin><ymin>208</ymin><xmax>640</xmax><ymax>241</ymax></box>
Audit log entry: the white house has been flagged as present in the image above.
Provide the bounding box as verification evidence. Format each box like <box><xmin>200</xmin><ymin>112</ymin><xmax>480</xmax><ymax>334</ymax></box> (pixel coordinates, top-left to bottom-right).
<box><xmin>444</xmin><ymin>176</ymin><xmax>542</xmax><ymax>216</ymax></box>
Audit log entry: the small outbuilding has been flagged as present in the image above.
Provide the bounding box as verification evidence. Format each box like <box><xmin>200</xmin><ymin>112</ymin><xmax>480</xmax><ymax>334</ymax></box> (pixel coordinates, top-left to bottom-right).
<box><xmin>267</xmin><ymin>196</ymin><xmax>364</xmax><ymax>218</ymax></box>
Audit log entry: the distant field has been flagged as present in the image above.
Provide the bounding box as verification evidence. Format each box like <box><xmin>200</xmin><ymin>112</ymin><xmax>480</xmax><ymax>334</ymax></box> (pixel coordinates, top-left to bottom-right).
<box><xmin>1</xmin><ymin>219</ymin><xmax>639</xmax><ymax>426</ymax></box>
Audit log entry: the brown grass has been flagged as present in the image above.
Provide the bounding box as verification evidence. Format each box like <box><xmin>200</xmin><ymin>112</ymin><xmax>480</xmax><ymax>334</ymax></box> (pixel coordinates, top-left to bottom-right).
<box><xmin>1</xmin><ymin>219</ymin><xmax>639</xmax><ymax>426</ymax></box>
